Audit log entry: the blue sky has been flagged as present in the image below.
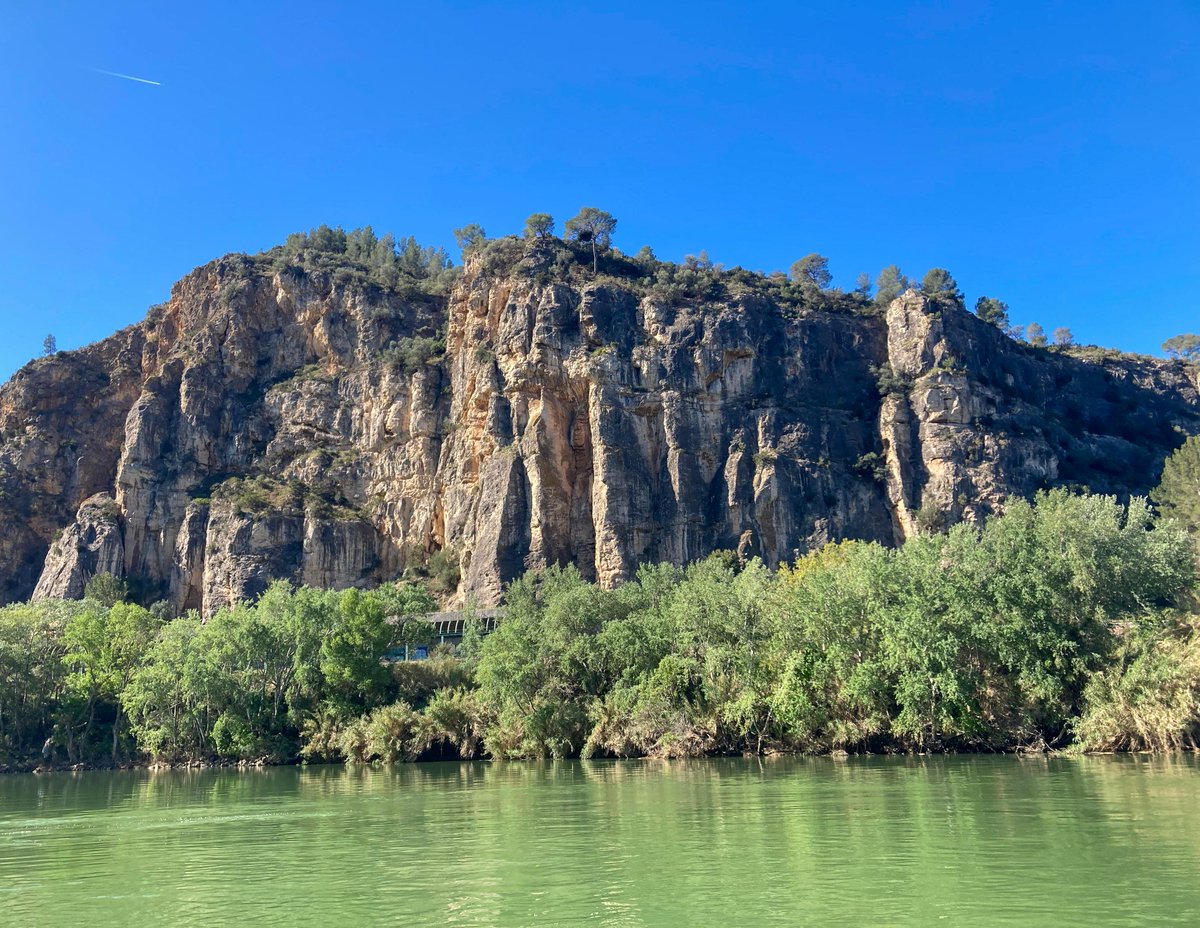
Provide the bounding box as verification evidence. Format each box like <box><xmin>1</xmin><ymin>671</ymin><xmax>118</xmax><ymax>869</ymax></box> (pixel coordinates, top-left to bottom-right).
<box><xmin>1</xmin><ymin>2</ymin><xmax>1197</xmax><ymax>380</ymax></box>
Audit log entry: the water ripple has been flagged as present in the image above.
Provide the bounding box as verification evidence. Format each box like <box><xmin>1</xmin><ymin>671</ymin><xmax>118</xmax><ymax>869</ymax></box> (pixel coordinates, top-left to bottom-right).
<box><xmin>1</xmin><ymin>756</ymin><xmax>1198</xmax><ymax>926</ymax></box>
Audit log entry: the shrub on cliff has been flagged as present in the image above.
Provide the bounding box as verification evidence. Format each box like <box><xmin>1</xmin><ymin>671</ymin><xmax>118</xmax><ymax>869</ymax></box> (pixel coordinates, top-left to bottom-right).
<box><xmin>974</xmin><ymin>296</ymin><xmax>1010</xmax><ymax>328</ymax></box>
<box><xmin>380</xmin><ymin>335</ymin><xmax>445</xmax><ymax>375</ymax></box>
<box><xmin>921</xmin><ymin>268</ymin><xmax>965</xmax><ymax>309</ymax></box>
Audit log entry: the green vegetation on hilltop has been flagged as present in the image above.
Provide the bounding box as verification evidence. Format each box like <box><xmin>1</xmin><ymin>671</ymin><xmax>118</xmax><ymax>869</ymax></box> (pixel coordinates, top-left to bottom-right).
<box><xmin>416</xmin><ymin>207</ymin><xmax>1084</xmax><ymax>344</ymax></box>
<box><xmin>29</xmin><ymin>215</ymin><xmax>1194</xmax><ymax>366</ymax></box>
<box><xmin>216</xmin><ymin>212</ymin><xmax>1108</xmax><ymax>362</ymax></box>
<box><xmin>467</xmin><ymin>229</ymin><xmax>878</xmax><ymax>316</ymax></box>
<box><xmin>258</xmin><ymin>224</ymin><xmax>459</xmax><ymax>296</ymax></box>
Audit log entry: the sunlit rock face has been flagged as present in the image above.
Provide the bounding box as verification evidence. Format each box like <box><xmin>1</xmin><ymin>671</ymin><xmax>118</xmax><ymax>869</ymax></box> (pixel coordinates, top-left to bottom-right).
<box><xmin>2</xmin><ymin>242</ymin><xmax>1197</xmax><ymax>614</ymax></box>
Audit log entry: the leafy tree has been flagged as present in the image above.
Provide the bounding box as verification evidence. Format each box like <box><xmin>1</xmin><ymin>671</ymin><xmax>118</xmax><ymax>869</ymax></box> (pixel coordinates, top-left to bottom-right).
<box><xmin>0</xmin><ymin>602</ymin><xmax>74</xmax><ymax>762</ymax></box>
<box><xmin>854</xmin><ymin>273</ymin><xmax>872</xmax><ymax>297</ymax></box>
<box><xmin>1163</xmin><ymin>334</ymin><xmax>1200</xmax><ymax>361</ymax></box>
<box><xmin>95</xmin><ymin>604</ymin><xmax>160</xmax><ymax>761</ymax></box>
<box><xmin>307</xmin><ymin>224</ymin><xmax>348</xmax><ymax>254</ymax></box>
<box><xmin>790</xmin><ymin>254</ymin><xmax>832</xmax><ymax>293</ymax></box>
<box><xmin>564</xmin><ymin>207</ymin><xmax>618</xmax><ymax>273</ymax></box>
<box><xmin>1152</xmin><ymin>435</ymin><xmax>1200</xmax><ymax>533</ymax></box>
<box><xmin>974</xmin><ymin>296</ymin><xmax>1010</xmax><ymax>328</ymax></box>
<box><xmin>770</xmin><ymin>542</ymin><xmax>893</xmax><ymax>750</ymax></box>
<box><xmin>523</xmin><ymin>213</ymin><xmax>555</xmax><ymax>240</ymax></box>
<box><xmin>1025</xmin><ymin>322</ymin><xmax>1047</xmax><ymax>347</ymax></box>
<box><xmin>476</xmin><ymin>565</ymin><xmax>613</xmax><ymax>757</ymax></box>
<box><xmin>123</xmin><ymin>617</ymin><xmax>211</xmax><ymax>761</ymax></box>
<box><xmin>972</xmin><ymin>492</ymin><xmax>1192</xmax><ymax>736</ymax></box>
<box><xmin>60</xmin><ymin>602</ymin><xmax>160</xmax><ymax>761</ymax></box>
<box><xmin>880</xmin><ymin>531</ymin><xmax>995</xmax><ymax>747</ymax></box>
<box><xmin>320</xmin><ymin>583</ymin><xmax>435</xmax><ymax>717</ymax></box>
<box><xmin>875</xmin><ymin>265</ymin><xmax>910</xmax><ymax>306</ymax></box>
<box><xmin>42</xmin><ymin>334</ymin><xmax>57</xmax><ymax>356</ymax></box>
<box><xmin>84</xmin><ymin>573</ymin><xmax>128</xmax><ymax>608</ymax></box>
<box><xmin>1053</xmin><ymin>327</ymin><xmax>1074</xmax><ymax>347</ymax></box>
<box><xmin>453</xmin><ymin>224</ymin><xmax>487</xmax><ymax>253</ymax></box>
<box><xmin>920</xmin><ymin>268</ymin><xmax>964</xmax><ymax>308</ymax></box>
<box><xmin>672</xmin><ymin>557</ymin><xmax>778</xmax><ymax>754</ymax></box>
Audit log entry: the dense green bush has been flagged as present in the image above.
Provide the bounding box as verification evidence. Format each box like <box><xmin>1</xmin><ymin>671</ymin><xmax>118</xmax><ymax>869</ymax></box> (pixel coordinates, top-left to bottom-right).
<box><xmin>1075</xmin><ymin>617</ymin><xmax>1200</xmax><ymax>751</ymax></box>
<box><xmin>5</xmin><ymin>490</ymin><xmax>1198</xmax><ymax>768</ymax></box>
<box><xmin>0</xmin><ymin>582</ymin><xmax>435</xmax><ymax>768</ymax></box>
<box><xmin>379</xmin><ymin>335</ymin><xmax>446</xmax><ymax>375</ymax></box>
<box><xmin>470</xmin><ymin>490</ymin><xmax>1194</xmax><ymax>758</ymax></box>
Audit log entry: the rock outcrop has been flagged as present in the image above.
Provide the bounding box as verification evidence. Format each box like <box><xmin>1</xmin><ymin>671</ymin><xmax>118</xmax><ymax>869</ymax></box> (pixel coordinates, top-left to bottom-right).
<box><xmin>1</xmin><ymin>237</ymin><xmax>1196</xmax><ymax>614</ymax></box>
<box><xmin>31</xmin><ymin>494</ymin><xmax>125</xmax><ymax>600</ymax></box>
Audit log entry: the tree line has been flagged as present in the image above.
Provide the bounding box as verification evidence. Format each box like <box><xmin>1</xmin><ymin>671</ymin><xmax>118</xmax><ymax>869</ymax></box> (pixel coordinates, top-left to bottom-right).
<box><xmin>3</xmin><ymin>436</ymin><xmax>1200</xmax><ymax>769</ymax></box>
<box><xmin>32</xmin><ymin>214</ymin><xmax>1200</xmax><ymax>364</ymax></box>
<box><xmin>457</xmin><ymin>210</ymin><xmax>1092</xmax><ymax>348</ymax></box>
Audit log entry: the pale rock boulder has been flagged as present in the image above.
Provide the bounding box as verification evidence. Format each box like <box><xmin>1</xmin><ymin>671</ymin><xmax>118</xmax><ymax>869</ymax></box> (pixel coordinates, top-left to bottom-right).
<box><xmin>32</xmin><ymin>493</ymin><xmax>126</xmax><ymax>600</ymax></box>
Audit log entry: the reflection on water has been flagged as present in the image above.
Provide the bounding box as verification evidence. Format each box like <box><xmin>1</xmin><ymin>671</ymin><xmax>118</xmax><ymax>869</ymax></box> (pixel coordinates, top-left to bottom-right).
<box><xmin>1</xmin><ymin>755</ymin><xmax>1198</xmax><ymax>926</ymax></box>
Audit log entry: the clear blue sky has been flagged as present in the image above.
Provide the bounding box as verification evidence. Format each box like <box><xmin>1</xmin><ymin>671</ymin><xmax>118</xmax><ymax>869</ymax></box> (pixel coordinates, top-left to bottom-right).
<box><xmin>2</xmin><ymin>2</ymin><xmax>1197</xmax><ymax>380</ymax></box>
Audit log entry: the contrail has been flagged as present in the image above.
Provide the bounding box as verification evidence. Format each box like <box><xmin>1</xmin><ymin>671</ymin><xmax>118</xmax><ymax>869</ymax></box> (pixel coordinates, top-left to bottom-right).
<box><xmin>92</xmin><ymin>68</ymin><xmax>162</xmax><ymax>86</ymax></box>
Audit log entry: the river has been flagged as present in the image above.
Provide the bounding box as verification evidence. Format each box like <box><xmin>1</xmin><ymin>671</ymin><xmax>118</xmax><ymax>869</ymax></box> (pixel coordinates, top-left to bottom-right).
<box><xmin>1</xmin><ymin>755</ymin><xmax>1197</xmax><ymax>926</ymax></box>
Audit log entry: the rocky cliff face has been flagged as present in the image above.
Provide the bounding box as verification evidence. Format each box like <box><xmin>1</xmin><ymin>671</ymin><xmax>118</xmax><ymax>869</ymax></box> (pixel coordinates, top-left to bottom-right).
<box><xmin>2</xmin><ymin>239</ymin><xmax>1197</xmax><ymax>614</ymax></box>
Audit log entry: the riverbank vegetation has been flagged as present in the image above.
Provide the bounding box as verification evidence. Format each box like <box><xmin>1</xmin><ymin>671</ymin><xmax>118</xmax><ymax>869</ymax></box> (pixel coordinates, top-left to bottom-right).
<box><xmin>3</xmin><ymin>486</ymin><xmax>1200</xmax><ymax>770</ymax></box>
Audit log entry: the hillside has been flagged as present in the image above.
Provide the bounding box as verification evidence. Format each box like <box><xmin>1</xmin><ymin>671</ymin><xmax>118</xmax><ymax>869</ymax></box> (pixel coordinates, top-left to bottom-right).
<box><xmin>1</xmin><ymin>230</ymin><xmax>1197</xmax><ymax>614</ymax></box>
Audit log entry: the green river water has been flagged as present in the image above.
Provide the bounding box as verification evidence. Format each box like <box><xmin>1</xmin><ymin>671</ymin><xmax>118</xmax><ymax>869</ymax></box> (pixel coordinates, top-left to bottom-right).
<box><xmin>1</xmin><ymin>755</ymin><xmax>1197</xmax><ymax>926</ymax></box>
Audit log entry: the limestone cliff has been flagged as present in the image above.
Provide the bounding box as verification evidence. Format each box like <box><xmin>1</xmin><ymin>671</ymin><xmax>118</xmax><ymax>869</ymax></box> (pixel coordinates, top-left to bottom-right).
<box><xmin>2</xmin><ymin>236</ymin><xmax>1196</xmax><ymax>613</ymax></box>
